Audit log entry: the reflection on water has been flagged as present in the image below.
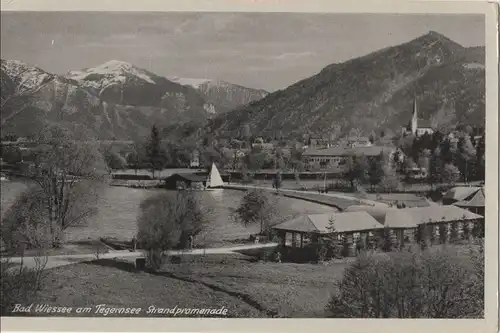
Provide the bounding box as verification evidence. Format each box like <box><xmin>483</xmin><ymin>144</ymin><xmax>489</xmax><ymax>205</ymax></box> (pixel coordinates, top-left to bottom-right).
<box><xmin>1</xmin><ymin>181</ymin><xmax>336</xmax><ymax>245</ymax></box>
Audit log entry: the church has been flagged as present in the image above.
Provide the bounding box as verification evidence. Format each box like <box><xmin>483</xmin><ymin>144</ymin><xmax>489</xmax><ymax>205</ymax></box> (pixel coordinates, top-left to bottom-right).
<box><xmin>401</xmin><ymin>98</ymin><xmax>434</xmax><ymax>136</ymax></box>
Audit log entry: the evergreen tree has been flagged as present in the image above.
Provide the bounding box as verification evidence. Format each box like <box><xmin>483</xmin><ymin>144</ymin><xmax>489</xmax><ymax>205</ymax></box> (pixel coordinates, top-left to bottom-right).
<box><xmin>429</xmin><ymin>148</ymin><xmax>443</xmax><ymax>185</ymax></box>
<box><xmin>475</xmin><ymin>135</ymin><xmax>485</xmax><ymax>181</ymax></box>
<box><xmin>368</xmin><ymin>153</ymin><xmax>384</xmax><ymax>191</ymax></box>
<box><xmin>146</xmin><ymin>125</ymin><xmax>163</xmax><ymax>179</ymax></box>
<box><xmin>457</xmin><ymin>136</ymin><xmax>476</xmax><ymax>183</ymax></box>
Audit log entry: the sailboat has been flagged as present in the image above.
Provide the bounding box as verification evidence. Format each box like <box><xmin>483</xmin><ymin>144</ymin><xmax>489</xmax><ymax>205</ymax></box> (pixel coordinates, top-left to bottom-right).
<box><xmin>205</xmin><ymin>163</ymin><xmax>225</xmax><ymax>191</ymax></box>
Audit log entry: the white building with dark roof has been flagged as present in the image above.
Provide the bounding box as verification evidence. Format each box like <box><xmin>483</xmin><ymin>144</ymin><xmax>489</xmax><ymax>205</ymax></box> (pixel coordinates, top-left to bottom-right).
<box><xmin>302</xmin><ymin>145</ymin><xmax>395</xmax><ymax>171</ymax></box>
<box><xmin>402</xmin><ymin>98</ymin><xmax>434</xmax><ymax>136</ymax></box>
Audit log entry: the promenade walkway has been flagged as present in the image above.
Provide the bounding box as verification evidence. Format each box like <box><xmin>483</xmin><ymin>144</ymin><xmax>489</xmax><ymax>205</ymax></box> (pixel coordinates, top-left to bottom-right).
<box><xmin>224</xmin><ymin>184</ymin><xmax>389</xmax><ymax>210</ymax></box>
<box><xmin>4</xmin><ymin>242</ymin><xmax>279</xmax><ymax>271</ymax></box>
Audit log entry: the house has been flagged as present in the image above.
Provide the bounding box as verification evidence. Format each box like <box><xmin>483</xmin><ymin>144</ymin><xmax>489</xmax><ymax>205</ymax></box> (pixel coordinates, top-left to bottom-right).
<box><xmin>401</xmin><ymin>98</ymin><xmax>434</xmax><ymax>136</ymax></box>
<box><xmin>453</xmin><ymin>187</ymin><xmax>485</xmax><ymax>216</ymax></box>
<box><xmin>302</xmin><ymin>145</ymin><xmax>395</xmax><ymax>171</ymax></box>
<box><xmin>164</xmin><ymin>173</ymin><xmax>206</xmax><ymax>190</ymax></box>
<box><xmin>189</xmin><ymin>150</ymin><xmax>200</xmax><ymax>169</ymax></box>
<box><xmin>442</xmin><ymin>186</ymin><xmax>482</xmax><ymax>205</ymax></box>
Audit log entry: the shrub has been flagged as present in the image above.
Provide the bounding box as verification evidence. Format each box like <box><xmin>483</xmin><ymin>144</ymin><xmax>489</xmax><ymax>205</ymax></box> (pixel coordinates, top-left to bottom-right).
<box><xmin>136</xmin><ymin>190</ymin><xmax>211</xmax><ymax>271</ymax></box>
<box><xmin>1</xmin><ymin>188</ymin><xmax>52</xmax><ymax>253</ymax></box>
<box><xmin>1</xmin><ymin>255</ymin><xmax>48</xmax><ymax>315</ymax></box>
<box><xmin>326</xmin><ymin>247</ymin><xmax>484</xmax><ymax>318</ymax></box>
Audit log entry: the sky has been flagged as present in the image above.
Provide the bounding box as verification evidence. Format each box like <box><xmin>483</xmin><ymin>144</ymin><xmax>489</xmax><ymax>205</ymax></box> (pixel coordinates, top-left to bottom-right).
<box><xmin>1</xmin><ymin>12</ymin><xmax>485</xmax><ymax>91</ymax></box>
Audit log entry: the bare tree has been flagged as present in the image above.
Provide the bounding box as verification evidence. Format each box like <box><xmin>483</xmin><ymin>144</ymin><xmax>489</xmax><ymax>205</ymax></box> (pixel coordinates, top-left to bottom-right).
<box><xmin>27</xmin><ymin>123</ymin><xmax>107</xmax><ymax>246</ymax></box>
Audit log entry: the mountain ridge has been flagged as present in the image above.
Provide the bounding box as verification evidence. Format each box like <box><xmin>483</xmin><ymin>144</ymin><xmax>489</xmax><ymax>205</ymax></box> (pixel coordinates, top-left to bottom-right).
<box><xmin>208</xmin><ymin>31</ymin><xmax>485</xmax><ymax>139</ymax></box>
<box><xmin>1</xmin><ymin>59</ymin><xmax>268</xmax><ymax>140</ymax></box>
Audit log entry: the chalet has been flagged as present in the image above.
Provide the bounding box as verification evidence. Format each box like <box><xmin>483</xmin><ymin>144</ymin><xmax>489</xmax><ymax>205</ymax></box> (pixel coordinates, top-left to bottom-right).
<box><xmin>164</xmin><ymin>173</ymin><xmax>206</xmax><ymax>190</ymax></box>
<box><xmin>401</xmin><ymin>98</ymin><xmax>434</xmax><ymax>136</ymax></box>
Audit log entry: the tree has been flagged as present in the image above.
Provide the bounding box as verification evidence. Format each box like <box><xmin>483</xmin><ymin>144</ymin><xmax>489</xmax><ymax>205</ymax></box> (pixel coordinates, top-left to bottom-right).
<box><xmin>418</xmin><ymin>149</ymin><xmax>431</xmax><ymax>171</ymax></box>
<box><xmin>457</xmin><ymin>136</ymin><xmax>476</xmax><ymax>183</ymax></box>
<box><xmin>136</xmin><ymin>190</ymin><xmax>212</xmax><ymax>270</ymax></box>
<box><xmin>346</xmin><ymin>154</ymin><xmax>369</xmax><ymax>189</ymax></box>
<box><xmin>242</xmin><ymin>124</ymin><xmax>252</xmax><ymax>148</ymax></box>
<box><xmin>103</xmin><ymin>150</ymin><xmax>127</xmax><ymax>171</ymax></box>
<box><xmin>442</xmin><ymin>163</ymin><xmax>460</xmax><ymax>186</ymax></box>
<box><xmin>1</xmin><ymin>252</ymin><xmax>48</xmax><ymax>315</ymax></box>
<box><xmin>380</xmin><ymin>165</ymin><xmax>400</xmax><ymax>192</ymax></box>
<box><xmin>368</xmin><ymin>154</ymin><xmax>384</xmax><ymax>191</ymax></box>
<box><xmin>475</xmin><ymin>135</ymin><xmax>485</xmax><ymax>180</ymax></box>
<box><xmin>28</xmin><ymin>124</ymin><xmax>106</xmax><ymax>247</ymax></box>
<box><xmin>126</xmin><ymin>151</ymin><xmax>140</xmax><ymax>175</ymax></box>
<box><xmin>272</xmin><ymin>171</ymin><xmax>282</xmax><ymax>192</ymax></box>
<box><xmin>146</xmin><ymin>125</ymin><xmax>164</xmax><ymax>179</ymax></box>
<box><xmin>1</xmin><ymin>188</ymin><xmax>52</xmax><ymax>251</ymax></box>
<box><xmin>428</xmin><ymin>148</ymin><xmax>443</xmax><ymax>185</ymax></box>
<box><xmin>233</xmin><ymin>189</ymin><xmax>278</xmax><ymax>236</ymax></box>
<box><xmin>326</xmin><ymin>248</ymin><xmax>484</xmax><ymax>318</ymax></box>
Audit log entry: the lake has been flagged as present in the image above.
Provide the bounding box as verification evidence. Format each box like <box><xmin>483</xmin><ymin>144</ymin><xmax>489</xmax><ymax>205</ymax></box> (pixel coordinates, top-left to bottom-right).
<box><xmin>1</xmin><ymin>180</ymin><xmax>336</xmax><ymax>247</ymax></box>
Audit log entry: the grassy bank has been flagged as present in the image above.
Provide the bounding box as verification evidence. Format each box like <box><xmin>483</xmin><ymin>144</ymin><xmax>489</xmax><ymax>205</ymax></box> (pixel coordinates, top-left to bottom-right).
<box><xmin>31</xmin><ymin>254</ymin><xmax>347</xmax><ymax>318</ymax></box>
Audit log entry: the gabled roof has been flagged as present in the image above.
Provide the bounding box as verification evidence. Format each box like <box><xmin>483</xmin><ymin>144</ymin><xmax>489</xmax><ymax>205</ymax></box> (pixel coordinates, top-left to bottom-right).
<box><xmin>454</xmin><ymin>188</ymin><xmax>485</xmax><ymax>208</ymax></box>
<box><xmin>167</xmin><ymin>173</ymin><xmax>206</xmax><ymax>182</ymax></box>
<box><xmin>346</xmin><ymin>205</ymin><xmax>483</xmax><ymax>229</ymax></box>
<box><xmin>443</xmin><ymin>186</ymin><xmax>481</xmax><ymax>201</ymax></box>
<box><xmin>272</xmin><ymin>211</ymin><xmax>384</xmax><ymax>234</ymax></box>
<box><xmin>384</xmin><ymin>205</ymin><xmax>483</xmax><ymax>228</ymax></box>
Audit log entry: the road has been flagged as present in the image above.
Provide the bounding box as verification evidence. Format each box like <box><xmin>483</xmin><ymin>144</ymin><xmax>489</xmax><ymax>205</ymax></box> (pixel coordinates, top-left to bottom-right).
<box><xmin>3</xmin><ymin>242</ymin><xmax>279</xmax><ymax>270</ymax></box>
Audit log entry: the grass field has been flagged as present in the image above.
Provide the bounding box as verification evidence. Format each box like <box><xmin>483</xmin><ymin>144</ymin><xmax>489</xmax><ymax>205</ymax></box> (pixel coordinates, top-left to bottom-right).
<box><xmin>33</xmin><ymin>254</ymin><xmax>347</xmax><ymax>318</ymax></box>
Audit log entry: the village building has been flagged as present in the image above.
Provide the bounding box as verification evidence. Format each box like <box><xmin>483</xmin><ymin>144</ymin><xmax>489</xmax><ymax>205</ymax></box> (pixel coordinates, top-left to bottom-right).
<box><xmin>189</xmin><ymin>150</ymin><xmax>200</xmax><ymax>168</ymax></box>
<box><xmin>273</xmin><ymin>205</ymin><xmax>484</xmax><ymax>259</ymax></box>
<box><xmin>272</xmin><ymin>211</ymin><xmax>384</xmax><ymax>256</ymax></box>
<box><xmin>164</xmin><ymin>173</ymin><xmax>206</xmax><ymax>190</ymax></box>
<box><xmin>302</xmin><ymin>145</ymin><xmax>395</xmax><ymax>171</ymax></box>
<box><xmin>442</xmin><ymin>186</ymin><xmax>482</xmax><ymax>205</ymax></box>
<box><xmin>453</xmin><ymin>187</ymin><xmax>485</xmax><ymax>216</ymax></box>
<box><xmin>339</xmin><ymin>136</ymin><xmax>373</xmax><ymax>148</ymax></box>
<box><xmin>401</xmin><ymin>98</ymin><xmax>434</xmax><ymax>136</ymax></box>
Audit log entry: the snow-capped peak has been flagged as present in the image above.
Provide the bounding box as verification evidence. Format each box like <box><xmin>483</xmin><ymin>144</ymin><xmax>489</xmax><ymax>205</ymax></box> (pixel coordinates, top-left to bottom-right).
<box><xmin>168</xmin><ymin>76</ymin><xmax>213</xmax><ymax>89</ymax></box>
<box><xmin>1</xmin><ymin>59</ymin><xmax>53</xmax><ymax>93</ymax></box>
<box><xmin>66</xmin><ymin>60</ymin><xmax>156</xmax><ymax>91</ymax></box>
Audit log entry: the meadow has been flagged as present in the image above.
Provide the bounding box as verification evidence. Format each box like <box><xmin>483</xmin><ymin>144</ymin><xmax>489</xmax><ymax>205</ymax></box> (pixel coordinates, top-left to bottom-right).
<box><xmin>32</xmin><ymin>253</ymin><xmax>348</xmax><ymax>318</ymax></box>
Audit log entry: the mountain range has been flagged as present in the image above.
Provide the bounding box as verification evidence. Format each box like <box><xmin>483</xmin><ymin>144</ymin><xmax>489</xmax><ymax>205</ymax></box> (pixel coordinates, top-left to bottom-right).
<box><xmin>169</xmin><ymin>77</ymin><xmax>269</xmax><ymax>113</ymax></box>
<box><xmin>1</xmin><ymin>31</ymin><xmax>485</xmax><ymax>143</ymax></box>
<box><xmin>0</xmin><ymin>60</ymin><xmax>267</xmax><ymax>140</ymax></box>
<box><xmin>209</xmin><ymin>31</ymin><xmax>485</xmax><ymax>140</ymax></box>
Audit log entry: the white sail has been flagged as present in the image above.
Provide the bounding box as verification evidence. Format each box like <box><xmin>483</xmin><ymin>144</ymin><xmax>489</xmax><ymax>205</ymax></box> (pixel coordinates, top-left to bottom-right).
<box><xmin>207</xmin><ymin>163</ymin><xmax>224</xmax><ymax>188</ymax></box>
